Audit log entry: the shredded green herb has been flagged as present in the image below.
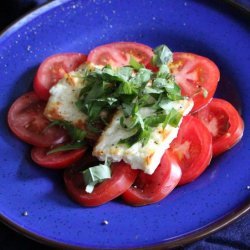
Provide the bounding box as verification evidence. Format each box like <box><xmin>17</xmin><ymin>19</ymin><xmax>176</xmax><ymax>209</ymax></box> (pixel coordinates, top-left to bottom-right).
<box><xmin>82</xmin><ymin>157</ymin><xmax>111</xmax><ymax>193</ymax></box>
<box><xmin>74</xmin><ymin>45</ymin><xmax>185</xmax><ymax>147</ymax></box>
<box><xmin>47</xmin><ymin>120</ymin><xmax>86</xmax><ymax>154</ymax></box>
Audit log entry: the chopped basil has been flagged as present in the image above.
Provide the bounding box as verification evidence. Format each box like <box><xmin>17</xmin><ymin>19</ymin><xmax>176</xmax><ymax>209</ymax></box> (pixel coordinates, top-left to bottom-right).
<box><xmin>129</xmin><ymin>56</ymin><xmax>144</xmax><ymax>70</ymax></box>
<box><xmin>82</xmin><ymin>159</ymin><xmax>111</xmax><ymax>193</ymax></box>
<box><xmin>49</xmin><ymin>120</ymin><xmax>86</xmax><ymax>142</ymax></box>
<box><xmin>129</xmin><ymin>68</ymin><xmax>152</xmax><ymax>85</ymax></box>
<box><xmin>163</xmin><ymin>108</ymin><xmax>182</xmax><ymax>128</ymax></box>
<box><xmin>117</xmin><ymin>67</ymin><xmax>133</xmax><ymax>81</ymax></box>
<box><xmin>152</xmin><ymin>45</ymin><xmax>173</xmax><ymax>67</ymax></box>
<box><xmin>117</xmin><ymin>81</ymin><xmax>137</xmax><ymax>95</ymax></box>
<box><xmin>143</xmin><ymin>86</ymin><xmax>164</xmax><ymax>94</ymax></box>
<box><xmin>157</xmin><ymin>64</ymin><xmax>170</xmax><ymax>78</ymax></box>
<box><xmin>47</xmin><ymin>142</ymin><xmax>85</xmax><ymax>154</ymax></box>
<box><xmin>47</xmin><ymin>121</ymin><xmax>86</xmax><ymax>154</ymax></box>
<box><xmin>75</xmin><ymin>45</ymin><xmax>185</xmax><ymax>148</ymax></box>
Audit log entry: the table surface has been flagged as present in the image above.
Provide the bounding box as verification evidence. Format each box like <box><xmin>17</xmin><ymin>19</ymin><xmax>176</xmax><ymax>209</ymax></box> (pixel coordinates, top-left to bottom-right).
<box><xmin>0</xmin><ymin>1</ymin><xmax>249</xmax><ymax>249</ymax></box>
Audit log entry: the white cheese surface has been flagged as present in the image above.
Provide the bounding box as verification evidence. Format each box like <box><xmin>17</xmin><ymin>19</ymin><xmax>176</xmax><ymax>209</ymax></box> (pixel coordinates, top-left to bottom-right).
<box><xmin>93</xmin><ymin>99</ymin><xmax>193</xmax><ymax>174</ymax></box>
<box><xmin>44</xmin><ymin>66</ymin><xmax>87</xmax><ymax>129</ymax></box>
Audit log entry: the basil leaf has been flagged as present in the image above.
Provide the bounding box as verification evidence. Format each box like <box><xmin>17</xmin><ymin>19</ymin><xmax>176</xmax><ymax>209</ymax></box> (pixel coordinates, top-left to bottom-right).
<box><xmin>129</xmin><ymin>56</ymin><xmax>144</xmax><ymax>70</ymax></box>
<box><xmin>143</xmin><ymin>86</ymin><xmax>164</xmax><ymax>94</ymax></box>
<box><xmin>47</xmin><ymin>142</ymin><xmax>85</xmax><ymax>154</ymax></box>
<box><xmin>136</xmin><ymin>112</ymin><xmax>144</xmax><ymax>130</ymax></box>
<box><xmin>102</xmin><ymin>67</ymin><xmax>125</xmax><ymax>82</ymax></box>
<box><xmin>117</xmin><ymin>81</ymin><xmax>137</xmax><ymax>95</ymax></box>
<box><xmin>49</xmin><ymin>120</ymin><xmax>86</xmax><ymax>142</ymax></box>
<box><xmin>121</xmin><ymin>103</ymin><xmax>133</xmax><ymax>117</ymax></box>
<box><xmin>84</xmin><ymin>82</ymin><xmax>105</xmax><ymax>104</ymax></box>
<box><xmin>163</xmin><ymin>108</ymin><xmax>182</xmax><ymax>128</ymax></box>
<box><xmin>139</xmin><ymin>94</ymin><xmax>156</xmax><ymax>107</ymax></box>
<box><xmin>117</xmin><ymin>66</ymin><xmax>133</xmax><ymax>81</ymax></box>
<box><xmin>97</xmin><ymin>97</ymin><xmax>118</xmax><ymax>106</ymax></box>
<box><xmin>144</xmin><ymin>114</ymin><xmax>167</xmax><ymax>127</ymax></box>
<box><xmin>119</xmin><ymin>126</ymin><xmax>152</xmax><ymax>147</ymax></box>
<box><xmin>130</xmin><ymin>68</ymin><xmax>152</xmax><ymax>85</ymax></box>
<box><xmin>139</xmin><ymin>127</ymin><xmax>152</xmax><ymax>146</ymax></box>
<box><xmin>167</xmin><ymin>92</ymin><xmax>183</xmax><ymax>101</ymax></box>
<box><xmin>157</xmin><ymin>64</ymin><xmax>170</xmax><ymax>78</ymax></box>
<box><xmin>153</xmin><ymin>78</ymin><xmax>169</xmax><ymax>88</ymax></box>
<box><xmin>120</xmin><ymin>116</ymin><xmax>138</xmax><ymax>130</ymax></box>
<box><xmin>119</xmin><ymin>131</ymin><xmax>141</xmax><ymax>147</ymax></box>
<box><xmin>82</xmin><ymin>163</ymin><xmax>111</xmax><ymax>193</ymax></box>
<box><xmin>153</xmin><ymin>77</ymin><xmax>176</xmax><ymax>91</ymax></box>
<box><xmin>152</xmin><ymin>45</ymin><xmax>173</xmax><ymax>67</ymax></box>
<box><xmin>88</xmin><ymin>103</ymin><xmax>103</xmax><ymax>121</ymax></box>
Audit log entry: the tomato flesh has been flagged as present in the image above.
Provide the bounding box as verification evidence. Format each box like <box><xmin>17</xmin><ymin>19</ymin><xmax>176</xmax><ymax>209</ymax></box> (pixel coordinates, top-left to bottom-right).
<box><xmin>170</xmin><ymin>53</ymin><xmax>220</xmax><ymax>112</ymax></box>
<box><xmin>34</xmin><ymin>53</ymin><xmax>87</xmax><ymax>100</ymax></box>
<box><xmin>122</xmin><ymin>151</ymin><xmax>182</xmax><ymax>206</ymax></box>
<box><xmin>64</xmin><ymin>161</ymin><xmax>138</xmax><ymax>206</ymax></box>
<box><xmin>7</xmin><ymin>92</ymin><xmax>67</xmax><ymax>147</ymax></box>
<box><xmin>31</xmin><ymin>146</ymin><xmax>86</xmax><ymax>169</ymax></box>
<box><xmin>87</xmin><ymin>42</ymin><xmax>153</xmax><ymax>67</ymax></box>
<box><xmin>194</xmin><ymin>98</ymin><xmax>244</xmax><ymax>156</ymax></box>
<box><xmin>169</xmin><ymin>115</ymin><xmax>212</xmax><ymax>185</ymax></box>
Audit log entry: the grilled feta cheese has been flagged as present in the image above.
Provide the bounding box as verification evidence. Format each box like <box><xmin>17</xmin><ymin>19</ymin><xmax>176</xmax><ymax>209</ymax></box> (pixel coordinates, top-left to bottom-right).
<box><xmin>93</xmin><ymin>99</ymin><xmax>194</xmax><ymax>174</ymax></box>
<box><xmin>44</xmin><ymin>66</ymin><xmax>88</xmax><ymax>129</ymax></box>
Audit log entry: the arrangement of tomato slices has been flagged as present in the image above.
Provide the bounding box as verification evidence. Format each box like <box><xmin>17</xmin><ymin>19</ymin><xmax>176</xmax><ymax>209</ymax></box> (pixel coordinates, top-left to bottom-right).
<box><xmin>7</xmin><ymin>42</ymin><xmax>244</xmax><ymax>207</ymax></box>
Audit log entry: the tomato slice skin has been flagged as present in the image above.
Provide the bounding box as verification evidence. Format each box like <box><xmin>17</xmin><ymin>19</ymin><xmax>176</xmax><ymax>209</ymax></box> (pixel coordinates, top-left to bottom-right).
<box><xmin>34</xmin><ymin>53</ymin><xmax>87</xmax><ymax>100</ymax></box>
<box><xmin>64</xmin><ymin>161</ymin><xmax>138</xmax><ymax>206</ymax></box>
<box><xmin>169</xmin><ymin>115</ymin><xmax>213</xmax><ymax>185</ymax></box>
<box><xmin>170</xmin><ymin>52</ymin><xmax>220</xmax><ymax>112</ymax></box>
<box><xmin>31</xmin><ymin>146</ymin><xmax>86</xmax><ymax>169</ymax></box>
<box><xmin>193</xmin><ymin>98</ymin><xmax>244</xmax><ymax>156</ymax></box>
<box><xmin>87</xmin><ymin>42</ymin><xmax>153</xmax><ymax>67</ymax></box>
<box><xmin>7</xmin><ymin>92</ymin><xmax>67</xmax><ymax>147</ymax></box>
<box><xmin>122</xmin><ymin>151</ymin><xmax>182</xmax><ymax>206</ymax></box>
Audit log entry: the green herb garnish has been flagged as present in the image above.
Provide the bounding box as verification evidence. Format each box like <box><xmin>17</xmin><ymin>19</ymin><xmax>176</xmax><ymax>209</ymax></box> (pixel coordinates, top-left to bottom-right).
<box><xmin>82</xmin><ymin>158</ymin><xmax>111</xmax><ymax>193</ymax></box>
<box><xmin>129</xmin><ymin>56</ymin><xmax>144</xmax><ymax>70</ymax></box>
<box><xmin>47</xmin><ymin>120</ymin><xmax>86</xmax><ymax>154</ymax></box>
<box><xmin>75</xmin><ymin>45</ymin><xmax>185</xmax><ymax>148</ymax></box>
<box><xmin>152</xmin><ymin>44</ymin><xmax>173</xmax><ymax>67</ymax></box>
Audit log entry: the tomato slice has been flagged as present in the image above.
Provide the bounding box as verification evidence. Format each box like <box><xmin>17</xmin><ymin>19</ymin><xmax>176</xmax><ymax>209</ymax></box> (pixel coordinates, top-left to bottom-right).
<box><xmin>34</xmin><ymin>53</ymin><xmax>87</xmax><ymax>100</ymax></box>
<box><xmin>169</xmin><ymin>115</ymin><xmax>212</xmax><ymax>185</ymax></box>
<box><xmin>31</xmin><ymin>146</ymin><xmax>86</xmax><ymax>169</ymax></box>
<box><xmin>64</xmin><ymin>161</ymin><xmax>138</xmax><ymax>206</ymax></box>
<box><xmin>193</xmin><ymin>98</ymin><xmax>244</xmax><ymax>156</ymax></box>
<box><xmin>170</xmin><ymin>53</ymin><xmax>220</xmax><ymax>112</ymax></box>
<box><xmin>7</xmin><ymin>92</ymin><xmax>67</xmax><ymax>147</ymax></box>
<box><xmin>87</xmin><ymin>42</ymin><xmax>153</xmax><ymax>67</ymax></box>
<box><xmin>122</xmin><ymin>151</ymin><xmax>182</xmax><ymax>206</ymax></box>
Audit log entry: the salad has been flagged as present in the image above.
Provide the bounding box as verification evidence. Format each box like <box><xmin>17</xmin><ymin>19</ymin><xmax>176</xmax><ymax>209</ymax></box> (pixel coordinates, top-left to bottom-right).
<box><xmin>7</xmin><ymin>42</ymin><xmax>244</xmax><ymax>206</ymax></box>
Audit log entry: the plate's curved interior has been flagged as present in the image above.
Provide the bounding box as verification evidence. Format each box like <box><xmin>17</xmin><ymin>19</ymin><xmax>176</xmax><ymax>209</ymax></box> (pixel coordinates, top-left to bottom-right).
<box><xmin>0</xmin><ymin>0</ymin><xmax>249</xmax><ymax>248</ymax></box>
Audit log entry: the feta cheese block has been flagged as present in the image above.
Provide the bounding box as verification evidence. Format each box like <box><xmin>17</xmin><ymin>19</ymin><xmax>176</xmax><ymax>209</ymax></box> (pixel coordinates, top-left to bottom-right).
<box><xmin>44</xmin><ymin>66</ymin><xmax>87</xmax><ymax>129</ymax></box>
<box><xmin>93</xmin><ymin>99</ymin><xmax>194</xmax><ymax>174</ymax></box>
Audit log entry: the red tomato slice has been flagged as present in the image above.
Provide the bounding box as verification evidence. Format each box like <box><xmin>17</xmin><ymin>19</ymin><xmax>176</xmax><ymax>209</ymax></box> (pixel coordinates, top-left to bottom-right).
<box><xmin>87</xmin><ymin>42</ymin><xmax>153</xmax><ymax>67</ymax></box>
<box><xmin>122</xmin><ymin>151</ymin><xmax>182</xmax><ymax>206</ymax></box>
<box><xmin>7</xmin><ymin>92</ymin><xmax>67</xmax><ymax>147</ymax></box>
<box><xmin>31</xmin><ymin>146</ymin><xmax>86</xmax><ymax>169</ymax></box>
<box><xmin>169</xmin><ymin>115</ymin><xmax>213</xmax><ymax>185</ymax></box>
<box><xmin>34</xmin><ymin>53</ymin><xmax>87</xmax><ymax>100</ymax></box>
<box><xmin>64</xmin><ymin>161</ymin><xmax>138</xmax><ymax>206</ymax></box>
<box><xmin>193</xmin><ymin>98</ymin><xmax>244</xmax><ymax>156</ymax></box>
<box><xmin>170</xmin><ymin>53</ymin><xmax>220</xmax><ymax>112</ymax></box>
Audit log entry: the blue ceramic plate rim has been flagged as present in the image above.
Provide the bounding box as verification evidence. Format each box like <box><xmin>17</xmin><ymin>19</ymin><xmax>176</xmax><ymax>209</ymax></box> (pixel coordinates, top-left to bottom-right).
<box><xmin>224</xmin><ymin>0</ymin><xmax>250</xmax><ymax>12</ymax></box>
<box><xmin>0</xmin><ymin>0</ymin><xmax>249</xmax><ymax>249</ymax></box>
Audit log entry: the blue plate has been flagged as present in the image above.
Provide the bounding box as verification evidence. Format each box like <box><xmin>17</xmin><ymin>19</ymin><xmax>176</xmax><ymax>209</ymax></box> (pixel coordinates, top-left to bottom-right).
<box><xmin>0</xmin><ymin>0</ymin><xmax>249</xmax><ymax>249</ymax></box>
